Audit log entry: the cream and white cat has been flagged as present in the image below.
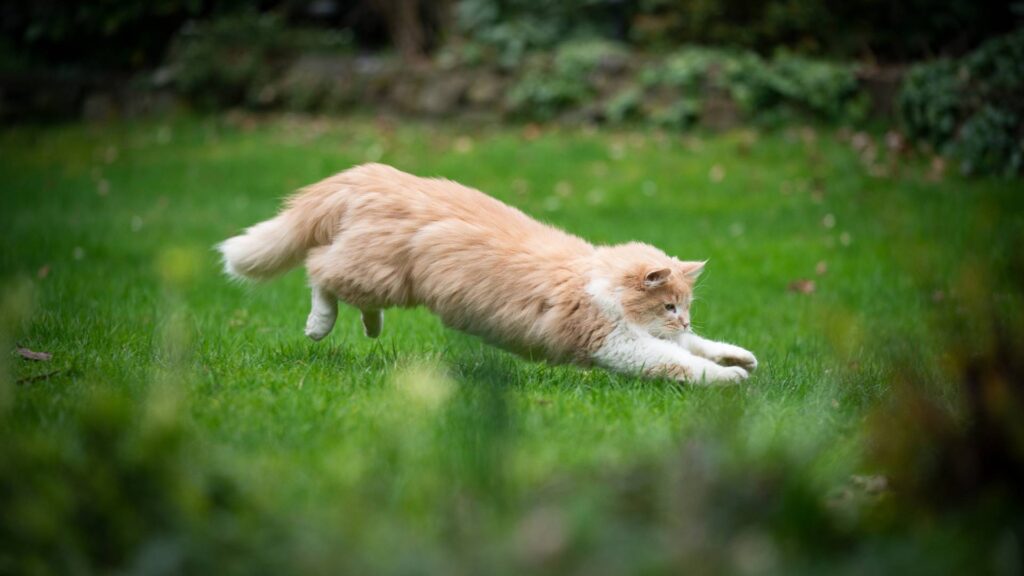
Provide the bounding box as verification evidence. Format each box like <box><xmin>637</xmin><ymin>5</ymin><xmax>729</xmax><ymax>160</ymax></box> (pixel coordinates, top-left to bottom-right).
<box><xmin>219</xmin><ymin>163</ymin><xmax>757</xmax><ymax>384</ymax></box>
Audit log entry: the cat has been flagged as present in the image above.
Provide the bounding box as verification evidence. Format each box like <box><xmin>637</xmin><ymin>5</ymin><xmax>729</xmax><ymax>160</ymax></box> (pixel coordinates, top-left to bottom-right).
<box><xmin>218</xmin><ymin>163</ymin><xmax>757</xmax><ymax>384</ymax></box>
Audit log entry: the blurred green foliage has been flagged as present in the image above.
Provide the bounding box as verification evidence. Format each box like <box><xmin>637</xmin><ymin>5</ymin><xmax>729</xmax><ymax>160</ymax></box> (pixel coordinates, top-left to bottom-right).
<box><xmin>638</xmin><ymin>47</ymin><xmax>867</xmax><ymax>126</ymax></box>
<box><xmin>897</xmin><ymin>60</ymin><xmax>962</xmax><ymax>146</ymax></box>
<box><xmin>457</xmin><ymin>0</ymin><xmax>1017</xmax><ymax>60</ymax></box>
<box><xmin>0</xmin><ymin>388</ymin><xmax>284</xmax><ymax>575</ymax></box>
<box><xmin>0</xmin><ymin>0</ymin><xmax>231</xmax><ymax>70</ymax></box>
<box><xmin>170</xmin><ymin>12</ymin><xmax>353</xmax><ymax>110</ymax></box>
<box><xmin>509</xmin><ymin>45</ymin><xmax>866</xmax><ymax>127</ymax></box>
<box><xmin>455</xmin><ymin>0</ymin><xmax>630</xmax><ymax>67</ymax></box>
<box><xmin>899</xmin><ymin>30</ymin><xmax>1024</xmax><ymax>176</ymax></box>
<box><xmin>3</xmin><ymin>0</ymin><xmax>1017</xmax><ymax>72</ymax></box>
<box><xmin>168</xmin><ymin>31</ymin><xmax>865</xmax><ymax>127</ymax></box>
<box><xmin>508</xmin><ymin>40</ymin><xmax>629</xmax><ymax>120</ymax></box>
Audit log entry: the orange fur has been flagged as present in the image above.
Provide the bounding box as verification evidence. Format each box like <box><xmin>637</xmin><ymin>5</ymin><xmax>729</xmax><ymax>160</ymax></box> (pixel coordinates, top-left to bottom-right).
<box><xmin>219</xmin><ymin>163</ymin><xmax>756</xmax><ymax>382</ymax></box>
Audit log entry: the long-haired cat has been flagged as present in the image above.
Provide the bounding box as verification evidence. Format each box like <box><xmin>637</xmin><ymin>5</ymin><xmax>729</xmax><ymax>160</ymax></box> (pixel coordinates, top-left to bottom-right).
<box><xmin>219</xmin><ymin>163</ymin><xmax>757</xmax><ymax>384</ymax></box>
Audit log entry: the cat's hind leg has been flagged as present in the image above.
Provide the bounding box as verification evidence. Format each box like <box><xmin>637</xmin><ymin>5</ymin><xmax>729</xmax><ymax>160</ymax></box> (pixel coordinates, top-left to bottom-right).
<box><xmin>306</xmin><ymin>242</ymin><xmax>392</xmax><ymax>339</ymax></box>
<box><xmin>361</xmin><ymin>309</ymin><xmax>383</xmax><ymax>338</ymax></box>
<box><xmin>305</xmin><ymin>285</ymin><xmax>338</xmax><ymax>341</ymax></box>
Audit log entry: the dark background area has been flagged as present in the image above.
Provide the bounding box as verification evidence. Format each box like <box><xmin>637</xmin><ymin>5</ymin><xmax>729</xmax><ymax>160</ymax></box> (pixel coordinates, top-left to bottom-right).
<box><xmin>2</xmin><ymin>0</ymin><xmax>1019</xmax><ymax>71</ymax></box>
<box><xmin>0</xmin><ymin>2</ymin><xmax>1020</xmax><ymax>177</ymax></box>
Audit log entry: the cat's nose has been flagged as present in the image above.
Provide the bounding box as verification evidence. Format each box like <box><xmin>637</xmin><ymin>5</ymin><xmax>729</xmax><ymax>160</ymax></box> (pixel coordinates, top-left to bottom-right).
<box><xmin>681</xmin><ymin>321</ymin><xmax>690</xmax><ymax>330</ymax></box>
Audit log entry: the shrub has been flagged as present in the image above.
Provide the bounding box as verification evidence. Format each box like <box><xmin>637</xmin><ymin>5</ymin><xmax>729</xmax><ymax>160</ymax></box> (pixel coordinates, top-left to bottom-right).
<box><xmin>898</xmin><ymin>30</ymin><xmax>1024</xmax><ymax>177</ymax></box>
<box><xmin>455</xmin><ymin>0</ymin><xmax>629</xmax><ymax>67</ymax></box>
<box><xmin>642</xmin><ymin>47</ymin><xmax>867</xmax><ymax>126</ymax></box>
<box><xmin>642</xmin><ymin>46</ymin><xmax>725</xmax><ymax>91</ymax></box>
<box><xmin>507</xmin><ymin>39</ymin><xmax>628</xmax><ymax>120</ymax></box>
<box><xmin>604</xmin><ymin>87</ymin><xmax>644</xmax><ymax>123</ymax></box>
<box><xmin>169</xmin><ymin>12</ymin><xmax>352</xmax><ymax>110</ymax></box>
<box><xmin>649</xmin><ymin>98</ymin><xmax>700</xmax><ymax>129</ymax></box>
<box><xmin>458</xmin><ymin>0</ymin><xmax>1015</xmax><ymax>63</ymax></box>
<box><xmin>764</xmin><ymin>54</ymin><xmax>867</xmax><ymax>121</ymax></box>
<box><xmin>953</xmin><ymin>105</ymin><xmax>1022</xmax><ymax>177</ymax></box>
<box><xmin>0</xmin><ymin>0</ymin><xmax>214</xmax><ymax>70</ymax></box>
<box><xmin>553</xmin><ymin>38</ymin><xmax>630</xmax><ymax>78</ymax></box>
<box><xmin>511</xmin><ymin>44</ymin><xmax>867</xmax><ymax>127</ymax></box>
<box><xmin>897</xmin><ymin>59</ymin><xmax>962</xmax><ymax>147</ymax></box>
<box><xmin>507</xmin><ymin>69</ymin><xmax>590</xmax><ymax>120</ymax></box>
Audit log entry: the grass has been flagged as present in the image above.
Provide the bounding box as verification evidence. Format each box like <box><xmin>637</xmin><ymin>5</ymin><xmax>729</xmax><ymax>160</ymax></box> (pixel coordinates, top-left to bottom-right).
<box><xmin>2</xmin><ymin>114</ymin><xmax>1022</xmax><ymax>574</ymax></box>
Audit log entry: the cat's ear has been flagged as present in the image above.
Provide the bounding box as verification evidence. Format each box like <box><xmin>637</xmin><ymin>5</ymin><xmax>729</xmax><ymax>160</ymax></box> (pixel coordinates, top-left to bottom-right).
<box><xmin>642</xmin><ymin>268</ymin><xmax>672</xmax><ymax>289</ymax></box>
<box><xmin>678</xmin><ymin>261</ymin><xmax>705</xmax><ymax>281</ymax></box>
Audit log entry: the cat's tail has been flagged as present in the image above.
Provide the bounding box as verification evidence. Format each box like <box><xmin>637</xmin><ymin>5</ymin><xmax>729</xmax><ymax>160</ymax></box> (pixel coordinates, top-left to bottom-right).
<box><xmin>217</xmin><ymin>176</ymin><xmax>348</xmax><ymax>281</ymax></box>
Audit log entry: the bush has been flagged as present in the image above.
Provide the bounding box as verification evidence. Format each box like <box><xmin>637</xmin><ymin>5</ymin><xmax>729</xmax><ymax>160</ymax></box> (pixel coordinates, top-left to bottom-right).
<box><xmin>2</xmin><ymin>0</ymin><xmax>1016</xmax><ymax>74</ymax></box>
<box><xmin>0</xmin><ymin>0</ymin><xmax>214</xmax><ymax>70</ymax></box>
<box><xmin>953</xmin><ymin>105</ymin><xmax>1023</xmax><ymax>177</ymax></box>
<box><xmin>507</xmin><ymin>69</ymin><xmax>591</xmax><ymax>120</ymax></box>
<box><xmin>507</xmin><ymin>39</ymin><xmax>629</xmax><ymax>120</ymax></box>
<box><xmin>455</xmin><ymin>0</ymin><xmax>630</xmax><ymax>67</ymax></box>
<box><xmin>457</xmin><ymin>0</ymin><xmax>1016</xmax><ymax>62</ymax></box>
<box><xmin>648</xmin><ymin>98</ymin><xmax>700</xmax><ymax>129</ymax></box>
<box><xmin>641</xmin><ymin>46</ymin><xmax>723</xmax><ymax>91</ymax></box>
<box><xmin>169</xmin><ymin>12</ymin><xmax>352</xmax><ymax>110</ymax></box>
<box><xmin>898</xmin><ymin>30</ymin><xmax>1024</xmax><ymax>177</ymax></box>
<box><xmin>604</xmin><ymin>87</ymin><xmax>644</xmax><ymax>123</ymax></box>
<box><xmin>642</xmin><ymin>47</ymin><xmax>867</xmax><ymax>126</ymax></box>
<box><xmin>897</xmin><ymin>60</ymin><xmax>962</xmax><ymax>147</ymax></box>
<box><xmin>507</xmin><ymin>43</ymin><xmax>867</xmax><ymax>126</ymax></box>
<box><xmin>763</xmin><ymin>54</ymin><xmax>867</xmax><ymax>121</ymax></box>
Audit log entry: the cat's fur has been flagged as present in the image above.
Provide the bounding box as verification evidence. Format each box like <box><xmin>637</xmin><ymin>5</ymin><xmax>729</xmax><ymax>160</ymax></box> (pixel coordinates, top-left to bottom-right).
<box><xmin>219</xmin><ymin>163</ymin><xmax>757</xmax><ymax>384</ymax></box>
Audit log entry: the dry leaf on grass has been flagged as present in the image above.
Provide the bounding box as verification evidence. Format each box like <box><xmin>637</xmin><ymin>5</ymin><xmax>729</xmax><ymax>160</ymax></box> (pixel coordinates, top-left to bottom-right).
<box><xmin>522</xmin><ymin>123</ymin><xmax>543</xmax><ymax>140</ymax></box>
<box><xmin>787</xmin><ymin>279</ymin><xmax>816</xmax><ymax>294</ymax></box>
<box><xmin>16</xmin><ymin>347</ymin><xmax>52</xmax><ymax>361</ymax></box>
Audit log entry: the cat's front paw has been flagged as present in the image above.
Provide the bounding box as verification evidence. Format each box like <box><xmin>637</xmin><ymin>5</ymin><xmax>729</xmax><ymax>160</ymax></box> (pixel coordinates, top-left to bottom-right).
<box><xmin>710</xmin><ymin>365</ymin><xmax>749</xmax><ymax>384</ymax></box>
<box><xmin>713</xmin><ymin>345</ymin><xmax>758</xmax><ymax>373</ymax></box>
<box><xmin>689</xmin><ymin>363</ymin><xmax>748</xmax><ymax>385</ymax></box>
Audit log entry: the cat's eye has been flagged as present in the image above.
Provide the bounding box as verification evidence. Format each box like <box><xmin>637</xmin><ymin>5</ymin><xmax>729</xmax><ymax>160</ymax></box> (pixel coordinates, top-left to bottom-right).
<box><xmin>664</xmin><ymin>304</ymin><xmax>676</xmax><ymax>313</ymax></box>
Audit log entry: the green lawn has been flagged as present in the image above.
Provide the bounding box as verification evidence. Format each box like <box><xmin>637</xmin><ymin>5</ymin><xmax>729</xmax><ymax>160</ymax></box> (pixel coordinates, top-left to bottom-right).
<box><xmin>2</xmin><ymin>115</ymin><xmax>1022</xmax><ymax>574</ymax></box>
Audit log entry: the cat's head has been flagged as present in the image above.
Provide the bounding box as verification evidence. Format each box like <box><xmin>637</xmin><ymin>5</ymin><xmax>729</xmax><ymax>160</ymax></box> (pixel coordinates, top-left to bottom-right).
<box><xmin>592</xmin><ymin>243</ymin><xmax>704</xmax><ymax>339</ymax></box>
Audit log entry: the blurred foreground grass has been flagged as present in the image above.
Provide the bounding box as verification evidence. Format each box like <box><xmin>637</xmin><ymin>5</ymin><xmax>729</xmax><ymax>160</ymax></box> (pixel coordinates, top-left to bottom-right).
<box><xmin>1</xmin><ymin>115</ymin><xmax>1022</xmax><ymax>574</ymax></box>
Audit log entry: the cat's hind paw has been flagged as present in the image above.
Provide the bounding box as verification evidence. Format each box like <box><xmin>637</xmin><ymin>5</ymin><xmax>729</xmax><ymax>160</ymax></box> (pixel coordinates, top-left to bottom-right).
<box><xmin>361</xmin><ymin>309</ymin><xmax>383</xmax><ymax>338</ymax></box>
<box><xmin>304</xmin><ymin>311</ymin><xmax>336</xmax><ymax>341</ymax></box>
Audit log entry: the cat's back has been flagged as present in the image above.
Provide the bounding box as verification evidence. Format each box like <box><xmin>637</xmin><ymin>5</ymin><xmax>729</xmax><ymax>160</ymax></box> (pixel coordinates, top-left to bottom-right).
<box><xmin>336</xmin><ymin>163</ymin><xmax>550</xmax><ymax>234</ymax></box>
<box><xmin>311</xmin><ymin>163</ymin><xmax>605</xmax><ymax>360</ymax></box>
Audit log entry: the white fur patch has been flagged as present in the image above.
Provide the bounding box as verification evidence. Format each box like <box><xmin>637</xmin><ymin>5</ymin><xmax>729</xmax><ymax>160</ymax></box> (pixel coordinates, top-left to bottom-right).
<box><xmin>218</xmin><ymin>216</ymin><xmax>302</xmax><ymax>281</ymax></box>
<box><xmin>305</xmin><ymin>286</ymin><xmax>338</xmax><ymax>341</ymax></box>
<box><xmin>676</xmin><ymin>332</ymin><xmax>758</xmax><ymax>372</ymax></box>
<box><xmin>590</xmin><ymin>325</ymin><xmax>745</xmax><ymax>384</ymax></box>
<box><xmin>586</xmin><ymin>275</ymin><xmax>623</xmax><ymax>319</ymax></box>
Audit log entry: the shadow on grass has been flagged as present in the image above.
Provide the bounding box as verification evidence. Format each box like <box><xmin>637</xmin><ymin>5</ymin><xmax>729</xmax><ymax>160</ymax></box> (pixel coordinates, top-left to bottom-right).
<box><xmin>265</xmin><ymin>338</ymin><xmax>403</xmax><ymax>372</ymax></box>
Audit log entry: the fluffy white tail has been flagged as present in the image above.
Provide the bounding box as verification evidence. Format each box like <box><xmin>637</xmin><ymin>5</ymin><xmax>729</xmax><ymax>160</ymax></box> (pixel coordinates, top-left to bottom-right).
<box><xmin>218</xmin><ymin>215</ymin><xmax>308</xmax><ymax>280</ymax></box>
<box><xmin>218</xmin><ymin>175</ymin><xmax>349</xmax><ymax>281</ymax></box>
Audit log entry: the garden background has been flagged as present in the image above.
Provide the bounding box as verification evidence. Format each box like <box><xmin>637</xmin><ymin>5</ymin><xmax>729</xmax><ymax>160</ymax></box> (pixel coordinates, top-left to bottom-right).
<box><xmin>2</xmin><ymin>2</ymin><xmax>1023</xmax><ymax>574</ymax></box>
